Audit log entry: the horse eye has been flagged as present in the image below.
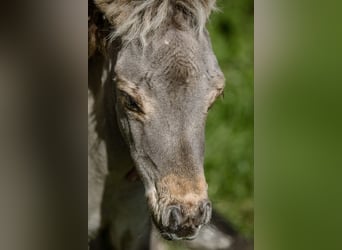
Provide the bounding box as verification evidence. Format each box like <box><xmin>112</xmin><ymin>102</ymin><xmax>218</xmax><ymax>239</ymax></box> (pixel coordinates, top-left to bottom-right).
<box><xmin>122</xmin><ymin>92</ymin><xmax>143</xmax><ymax>113</ymax></box>
<box><xmin>207</xmin><ymin>101</ymin><xmax>215</xmax><ymax>111</ymax></box>
<box><xmin>207</xmin><ymin>90</ymin><xmax>224</xmax><ymax>112</ymax></box>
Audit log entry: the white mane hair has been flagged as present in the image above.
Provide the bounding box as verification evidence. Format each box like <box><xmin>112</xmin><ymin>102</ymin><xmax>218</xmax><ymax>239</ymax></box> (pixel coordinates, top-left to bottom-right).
<box><xmin>94</xmin><ymin>0</ymin><xmax>217</xmax><ymax>46</ymax></box>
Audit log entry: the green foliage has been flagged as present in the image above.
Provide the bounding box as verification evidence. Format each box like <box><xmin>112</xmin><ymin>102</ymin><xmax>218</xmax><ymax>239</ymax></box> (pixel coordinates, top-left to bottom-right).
<box><xmin>205</xmin><ymin>0</ymin><xmax>254</xmax><ymax>238</ymax></box>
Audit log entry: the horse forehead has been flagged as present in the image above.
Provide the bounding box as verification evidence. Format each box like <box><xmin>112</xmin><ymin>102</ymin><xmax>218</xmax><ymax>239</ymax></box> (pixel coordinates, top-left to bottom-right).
<box><xmin>151</xmin><ymin>38</ymin><xmax>204</xmax><ymax>84</ymax></box>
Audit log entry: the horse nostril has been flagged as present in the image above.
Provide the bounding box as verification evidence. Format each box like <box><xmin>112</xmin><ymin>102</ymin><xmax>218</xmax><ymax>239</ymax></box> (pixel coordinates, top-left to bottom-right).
<box><xmin>200</xmin><ymin>200</ymin><xmax>212</xmax><ymax>224</ymax></box>
<box><xmin>168</xmin><ymin>206</ymin><xmax>182</xmax><ymax>232</ymax></box>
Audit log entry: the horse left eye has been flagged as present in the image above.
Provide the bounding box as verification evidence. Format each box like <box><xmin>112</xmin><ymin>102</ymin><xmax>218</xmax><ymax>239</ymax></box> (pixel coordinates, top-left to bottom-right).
<box><xmin>207</xmin><ymin>89</ymin><xmax>224</xmax><ymax>111</ymax></box>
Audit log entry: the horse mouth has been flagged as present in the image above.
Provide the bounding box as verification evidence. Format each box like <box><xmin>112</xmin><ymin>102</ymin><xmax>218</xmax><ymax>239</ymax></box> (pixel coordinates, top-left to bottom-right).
<box><xmin>160</xmin><ymin>230</ymin><xmax>200</xmax><ymax>241</ymax></box>
<box><xmin>125</xmin><ymin>167</ymin><xmax>208</xmax><ymax>242</ymax></box>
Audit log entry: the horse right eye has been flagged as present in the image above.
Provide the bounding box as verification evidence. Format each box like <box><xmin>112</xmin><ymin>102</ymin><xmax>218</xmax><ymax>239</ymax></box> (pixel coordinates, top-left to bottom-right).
<box><xmin>122</xmin><ymin>92</ymin><xmax>143</xmax><ymax>113</ymax></box>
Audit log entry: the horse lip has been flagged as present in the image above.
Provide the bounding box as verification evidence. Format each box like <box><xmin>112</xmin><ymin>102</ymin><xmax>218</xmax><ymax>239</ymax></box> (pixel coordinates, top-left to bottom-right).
<box><xmin>159</xmin><ymin>226</ymin><xmax>200</xmax><ymax>241</ymax></box>
<box><xmin>184</xmin><ymin>235</ymin><xmax>197</xmax><ymax>240</ymax></box>
<box><xmin>160</xmin><ymin>232</ymin><xmax>180</xmax><ymax>241</ymax></box>
<box><xmin>160</xmin><ymin>232</ymin><xmax>198</xmax><ymax>241</ymax></box>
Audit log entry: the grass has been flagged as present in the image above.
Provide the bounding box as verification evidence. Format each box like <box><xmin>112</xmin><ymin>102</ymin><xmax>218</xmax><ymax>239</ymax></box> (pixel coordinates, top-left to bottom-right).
<box><xmin>205</xmin><ymin>0</ymin><xmax>254</xmax><ymax>238</ymax></box>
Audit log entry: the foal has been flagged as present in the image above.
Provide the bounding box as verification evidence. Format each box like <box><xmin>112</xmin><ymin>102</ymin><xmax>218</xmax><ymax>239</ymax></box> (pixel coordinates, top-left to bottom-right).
<box><xmin>88</xmin><ymin>0</ymin><xmax>229</xmax><ymax>248</ymax></box>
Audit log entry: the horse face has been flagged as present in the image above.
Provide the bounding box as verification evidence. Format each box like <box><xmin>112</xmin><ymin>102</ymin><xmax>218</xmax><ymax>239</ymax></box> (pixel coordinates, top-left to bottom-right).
<box><xmin>112</xmin><ymin>28</ymin><xmax>224</xmax><ymax>240</ymax></box>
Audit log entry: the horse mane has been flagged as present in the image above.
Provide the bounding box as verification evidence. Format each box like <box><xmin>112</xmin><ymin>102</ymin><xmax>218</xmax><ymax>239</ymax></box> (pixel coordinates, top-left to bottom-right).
<box><xmin>94</xmin><ymin>0</ymin><xmax>216</xmax><ymax>46</ymax></box>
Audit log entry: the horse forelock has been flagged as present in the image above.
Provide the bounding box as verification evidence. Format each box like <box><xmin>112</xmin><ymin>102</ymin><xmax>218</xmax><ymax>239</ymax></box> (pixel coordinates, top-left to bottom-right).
<box><xmin>94</xmin><ymin>0</ymin><xmax>217</xmax><ymax>46</ymax></box>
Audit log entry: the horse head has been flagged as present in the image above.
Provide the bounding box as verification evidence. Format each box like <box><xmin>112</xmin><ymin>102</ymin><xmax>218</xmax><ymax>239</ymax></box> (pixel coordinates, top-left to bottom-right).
<box><xmin>95</xmin><ymin>0</ymin><xmax>225</xmax><ymax>240</ymax></box>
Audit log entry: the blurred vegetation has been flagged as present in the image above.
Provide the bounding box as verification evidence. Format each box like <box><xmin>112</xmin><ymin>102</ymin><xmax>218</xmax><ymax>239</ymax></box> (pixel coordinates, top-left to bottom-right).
<box><xmin>205</xmin><ymin>0</ymin><xmax>254</xmax><ymax>238</ymax></box>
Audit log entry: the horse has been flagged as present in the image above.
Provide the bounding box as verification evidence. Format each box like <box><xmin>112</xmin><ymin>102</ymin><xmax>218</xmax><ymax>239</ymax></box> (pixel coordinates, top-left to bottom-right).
<box><xmin>88</xmin><ymin>0</ymin><xmax>251</xmax><ymax>249</ymax></box>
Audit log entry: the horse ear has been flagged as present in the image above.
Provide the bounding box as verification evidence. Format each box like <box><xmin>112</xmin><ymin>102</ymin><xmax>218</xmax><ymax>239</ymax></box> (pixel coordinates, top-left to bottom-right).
<box><xmin>94</xmin><ymin>0</ymin><xmax>118</xmax><ymax>25</ymax></box>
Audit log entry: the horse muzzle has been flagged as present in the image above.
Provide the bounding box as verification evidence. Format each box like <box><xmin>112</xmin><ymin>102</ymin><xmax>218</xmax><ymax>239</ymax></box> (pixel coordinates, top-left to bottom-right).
<box><xmin>157</xmin><ymin>199</ymin><xmax>212</xmax><ymax>240</ymax></box>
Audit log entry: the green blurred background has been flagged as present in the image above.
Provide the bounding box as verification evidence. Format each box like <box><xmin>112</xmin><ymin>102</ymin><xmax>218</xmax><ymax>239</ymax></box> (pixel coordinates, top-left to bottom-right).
<box><xmin>205</xmin><ymin>0</ymin><xmax>254</xmax><ymax>238</ymax></box>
